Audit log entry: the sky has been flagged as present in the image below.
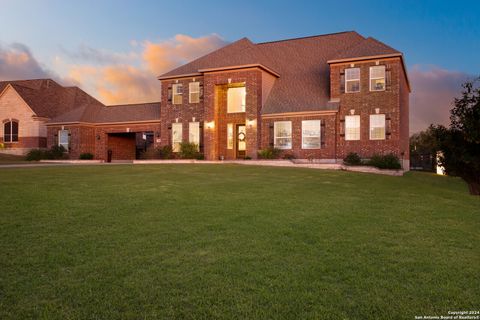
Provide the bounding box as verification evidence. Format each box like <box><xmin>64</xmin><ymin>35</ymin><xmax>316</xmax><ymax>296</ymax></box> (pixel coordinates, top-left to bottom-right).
<box><xmin>0</xmin><ymin>0</ymin><xmax>479</xmax><ymax>133</ymax></box>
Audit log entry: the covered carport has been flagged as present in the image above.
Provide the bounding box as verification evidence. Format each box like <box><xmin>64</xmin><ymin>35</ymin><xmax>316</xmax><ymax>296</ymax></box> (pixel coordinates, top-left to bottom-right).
<box><xmin>106</xmin><ymin>132</ymin><xmax>137</xmax><ymax>162</ymax></box>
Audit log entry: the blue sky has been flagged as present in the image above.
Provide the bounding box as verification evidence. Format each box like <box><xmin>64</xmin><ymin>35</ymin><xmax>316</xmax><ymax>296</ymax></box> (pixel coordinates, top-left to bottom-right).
<box><xmin>0</xmin><ymin>0</ymin><xmax>479</xmax><ymax>132</ymax></box>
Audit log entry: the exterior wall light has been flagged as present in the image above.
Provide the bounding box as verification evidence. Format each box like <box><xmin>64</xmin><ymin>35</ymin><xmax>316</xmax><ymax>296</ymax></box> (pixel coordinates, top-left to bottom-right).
<box><xmin>247</xmin><ymin>119</ymin><xmax>256</xmax><ymax>127</ymax></box>
<box><xmin>205</xmin><ymin>121</ymin><xmax>215</xmax><ymax>129</ymax></box>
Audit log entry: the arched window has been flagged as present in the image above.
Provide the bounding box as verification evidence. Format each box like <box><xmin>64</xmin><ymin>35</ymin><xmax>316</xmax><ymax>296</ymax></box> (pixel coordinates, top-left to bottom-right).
<box><xmin>3</xmin><ymin>120</ymin><xmax>19</xmax><ymax>142</ymax></box>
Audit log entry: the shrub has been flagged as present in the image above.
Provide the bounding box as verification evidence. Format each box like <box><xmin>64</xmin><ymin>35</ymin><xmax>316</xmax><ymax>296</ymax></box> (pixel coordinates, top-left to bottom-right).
<box><xmin>0</xmin><ymin>142</ymin><xmax>4</xmax><ymax>149</ymax></box>
<box><xmin>159</xmin><ymin>145</ymin><xmax>174</xmax><ymax>159</ymax></box>
<box><xmin>179</xmin><ymin>142</ymin><xmax>202</xmax><ymax>159</ymax></box>
<box><xmin>26</xmin><ymin>145</ymin><xmax>68</xmax><ymax>161</ymax></box>
<box><xmin>26</xmin><ymin>149</ymin><xmax>46</xmax><ymax>161</ymax></box>
<box><xmin>79</xmin><ymin>153</ymin><xmax>94</xmax><ymax>160</ymax></box>
<box><xmin>258</xmin><ymin>147</ymin><xmax>281</xmax><ymax>159</ymax></box>
<box><xmin>244</xmin><ymin>156</ymin><xmax>252</xmax><ymax>160</ymax></box>
<box><xmin>139</xmin><ymin>146</ymin><xmax>174</xmax><ymax>159</ymax></box>
<box><xmin>343</xmin><ymin>152</ymin><xmax>362</xmax><ymax>166</ymax></box>
<box><xmin>368</xmin><ymin>153</ymin><xmax>401</xmax><ymax>170</ymax></box>
<box><xmin>46</xmin><ymin>145</ymin><xmax>68</xmax><ymax>159</ymax></box>
<box><xmin>282</xmin><ymin>152</ymin><xmax>295</xmax><ymax>160</ymax></box>
<box><xmin>306</xmin><ymin>153</ymin><xmax>316</xmax><ymax>162</ymax></box>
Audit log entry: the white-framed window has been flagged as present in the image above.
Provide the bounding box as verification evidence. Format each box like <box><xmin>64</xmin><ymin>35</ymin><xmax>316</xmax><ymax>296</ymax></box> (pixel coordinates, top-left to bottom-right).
<box><xmin>172</xmin><ymin>123</ymin><xmax>182</xmax><ymax>152</ymax></box>
<box><xmin>227</xmin><ymin>123</ymin><xmax>234</xmax><ymax>149</ymax></box>
<box><xmin>345</xmin><ymin>68</ymin><xmax>360</xmax><ymax>93</ymax></box>
<box><xmin>189</xmin><ymin>122</ymin><xmax>200</xmax><ymax>150</ymax></box>
<box><xmin>172</xmin><ymin>84</ymin><xmax>183</xmax><ymax>104</ymax></box>
<box><xmin>3</xmin><ymin>120</ymin><xmax>18</xmax><ymax>142</ymax></box>
<box><xmin>370</xmin><ymin>66</ymin><xmax>386</xmax><ymax>91</ymax></box>
<box><xmin>274</xmin><ymin>121</ymin><xmax>292</xmax><ymax>149</ymax></box>
<box><xmin>189</xmin><ymin>82</ymin><xmax>200</xmax><ymax>103</ymax></box>
<box><xmin>345</xmin><ymin>115</ymin><xmax>360</xmax><ymax>140</ymax></box>
<box><xmin>369</xmin><ymin>114</ymin><xmax>386</xmax><ymax>140</ymax></box>
<box><xmin>58</xmin><ymin>130</ymin><xmax>69</xmax><ymax>150</ymax></box>
<box><xmin>302</xmin><ymin>120</ymin><xmax>321</xmax><ymax>149</ymax></box>
<box><xmin>227</xmin><ymin>87</ymin><xmax>246</xmax><ymax>113</ymax></box>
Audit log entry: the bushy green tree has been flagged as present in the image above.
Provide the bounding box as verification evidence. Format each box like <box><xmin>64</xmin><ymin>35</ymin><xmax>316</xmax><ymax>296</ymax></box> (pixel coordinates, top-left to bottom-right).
<box><xmin>433</xmin><ymin>78</ymin><xmax>480</xmax><ymax>194</ymax></box>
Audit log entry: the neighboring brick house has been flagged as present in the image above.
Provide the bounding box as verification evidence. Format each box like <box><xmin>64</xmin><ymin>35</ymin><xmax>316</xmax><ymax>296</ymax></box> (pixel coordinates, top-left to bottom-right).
<box><xmin>158</xmin><ymin>31</ymin><xmax>411</xmax><ymax>168</ymax></box>
<box><xmin>0</xmin><ymin>79</ymin><xmax>160</xmax><ymax>160</ymax></box>
<box><xmin>0</xmin><ymin>79</ymin><xmax>101</xmax><ymax>155</ymax></box>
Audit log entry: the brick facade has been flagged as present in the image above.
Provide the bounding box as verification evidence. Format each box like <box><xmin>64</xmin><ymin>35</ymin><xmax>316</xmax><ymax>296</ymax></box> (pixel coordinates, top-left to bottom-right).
<box><xmin>47</xmin><ymin>122</ymin><xmax>161</xmax><ymax>161</ymax></box>
<box><xmin>160</xmin><ymin>68</ymin><xmax>264</xmax><ymax>160</ymax></box>
<box><xmin>158</xmin><ymin>60</ymin><xmax>409</xmax><ymax>166</ymax></box>
<box><xmin>330</xmin><ymin>57</ymin><xmax>410</xmax><ymax>166</ymax></box>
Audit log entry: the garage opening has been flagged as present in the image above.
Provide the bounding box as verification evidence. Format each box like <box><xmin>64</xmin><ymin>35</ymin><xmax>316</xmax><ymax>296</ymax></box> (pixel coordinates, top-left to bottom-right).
<box><xmin>106</xmin><ymin>131</ymin><xmax>155</xmax><ymax>162</ymax></box>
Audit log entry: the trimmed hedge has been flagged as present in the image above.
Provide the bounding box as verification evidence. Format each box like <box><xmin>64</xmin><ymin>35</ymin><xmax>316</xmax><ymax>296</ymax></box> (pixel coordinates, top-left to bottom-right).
<box><xmin>368</xmin><ymin>154</ymin><xmax>402</xmax><ymax>170</ymax></box>
<box><xmin>343</xmin><ymin>152</ymin><xmax>362</xmax><ymax>166</ymax></box>
<box><xmin>79</xmin><ymin>153</ymin><xmax>94</xmax><ymax>160</ymax></box>
<box><xmin>139</xmin><ymin>146</ymin><xmax>174</xmax><ymax>160</ymax></box>
<box><xmin>26</xmin><ymin>145</ymin><xmax>68</xmax><ymax>161</ymax></box>
<box><xmin>258</xmin><ymin>147</ymin><xmax>281</xmax><ymax>159</ymax></box>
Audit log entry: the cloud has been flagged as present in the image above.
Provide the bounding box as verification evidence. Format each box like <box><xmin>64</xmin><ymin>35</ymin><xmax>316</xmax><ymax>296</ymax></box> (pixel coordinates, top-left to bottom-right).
<box><xmin>61</xmin><ymin>43</ymin><xmax>138</xmax><ymax>65</ymax></box>
<box><xmin>0</xmin><ymin>43</ymin><xmax>54</xmax><ymax>80</ymax></box>
<box><xmin>142</xmin><ymin>34</ymin><xmax>227</xmax><ymax>74</ymax></box>
<box><xmin>409</xmin><ymin>65</ymin><xmax>474</xmax><ymax>133</ymax></box>
<box><xmin>66</xmin><ymin>34</ymin><xmax>228</xmax><ymax>104</ymax></box>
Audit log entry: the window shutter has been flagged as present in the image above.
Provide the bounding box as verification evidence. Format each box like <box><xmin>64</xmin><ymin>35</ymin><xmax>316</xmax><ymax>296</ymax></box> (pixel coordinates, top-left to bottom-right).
<box><xmin>199</xmin><ymin>83</ymin><xmax>204</xmax><ymax>102</ymax></box>
<box><xmin>199</xmin><ymin>122</ymin><xmax>204</xmax><ymax>153</ymax></box>
<box><xmin>385</xmin><ymin>64</ymin><xmax>392</xmax><ymax>91</ymax></box>
<box><xmin>167</xmin><ymin>85</ymin><xmax>172</xmax><ymax>103</ymax></box>
<box><xmin>68</xmin><ymin>132</ymin><xmax>72</xmax><ymax>151</ymax></box>
<box><xmin>386</xmin><ymin>114</ymin><xmax>392</xmax><ymax>139</ymax></box>
<box><xmin>340</xmin><ymin>70</ymin><xmax>345</xmax><ymax>94</ymax></box>
<box><xmin>339</xmin><ymin>118</ymin><xmax>345</xmax><ymax>137</ymax></box>
<box><xmin>269</xmin><ymin>123</ymin><xmax>274</xmax><ymax>147</ymax></box>
<box><xmin>321</xmin><ymin>120</ymin><xmax>326</xmax><ymax>148</ymax></box>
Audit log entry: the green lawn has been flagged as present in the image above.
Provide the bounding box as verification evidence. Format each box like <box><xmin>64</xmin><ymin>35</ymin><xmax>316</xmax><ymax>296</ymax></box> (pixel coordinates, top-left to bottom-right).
<box><xmin>0</xmin><ymin>165</ymin><xmax>478</xmax><ymax>319</ymax></box>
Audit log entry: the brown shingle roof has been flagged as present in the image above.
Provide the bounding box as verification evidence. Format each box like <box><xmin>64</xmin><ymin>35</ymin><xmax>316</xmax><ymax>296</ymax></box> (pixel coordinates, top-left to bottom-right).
<box><xmin>0</xmin><ymin>79</ymin><xmax>103</xmax><ymax>118</ymax></box>
<box><xmin>328</xmin><ymin>37</ymin><xmax>401</xmax><ymax>62</ymax></box>
<box><xmin>158</xmin><ymin>31</ymin><xmax>406</xmax><ymax>114</ymax></box>
<box><xmin>48</xmin><ymin>102</ymin><xmax>161</xmax><ymax>124</ymax></box>
<box><xmin>159</xmin><ymin>38</ymin><xmax>277</xmax><ymax>78</ymax></box>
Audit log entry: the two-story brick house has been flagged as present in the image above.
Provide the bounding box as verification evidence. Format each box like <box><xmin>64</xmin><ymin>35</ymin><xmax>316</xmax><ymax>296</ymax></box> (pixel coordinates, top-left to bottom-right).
<box><xmin>157</xmin><ymin>31</ymin><xmax>410</xmax><ymax>167</ymax></box>
<box><xmin>3</xmin><ymin>31</ymin><xmax>409</xmax><ymax>167</ymax></box>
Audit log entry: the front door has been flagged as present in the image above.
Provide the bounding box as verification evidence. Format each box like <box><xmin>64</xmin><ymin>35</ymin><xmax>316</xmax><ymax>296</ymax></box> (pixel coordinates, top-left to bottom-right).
<box><xmin>236</xmin><ymin>124</ymin><xmax>246</xmax><ymax>158</ymax></box>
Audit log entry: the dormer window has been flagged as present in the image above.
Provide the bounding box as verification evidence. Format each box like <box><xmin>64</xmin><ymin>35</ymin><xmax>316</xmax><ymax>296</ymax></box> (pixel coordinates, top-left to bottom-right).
<box><xmin>370</xmin><ymin>66</ymin><xmax>386</xmax><ymax>91</ymax></box>
<box><xmin>345</xmin><ymin>68</ymin><xmax>360</xmax><ymax>93</ymax></box>
<box><xmin>172</xmin><ymin>84</ymin><xmax>183</xmax><ymax>104</ymax></box>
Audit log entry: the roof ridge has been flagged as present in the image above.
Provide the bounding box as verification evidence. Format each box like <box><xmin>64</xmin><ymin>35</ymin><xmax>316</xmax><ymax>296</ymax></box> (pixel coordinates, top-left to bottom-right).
<box><xmin>107</xmin><ymin>102</ymin><xmax>161</xmax><ymax>107</ymax></box>
<box><xmin>158</xmin><ymin>37</ymin><xmax>254</xmax><ymax>78</ymax></box>
<box><xmin>256</xmin><ymin>31</ymin><xmax>360</xmax><ymax>45</ymax></box>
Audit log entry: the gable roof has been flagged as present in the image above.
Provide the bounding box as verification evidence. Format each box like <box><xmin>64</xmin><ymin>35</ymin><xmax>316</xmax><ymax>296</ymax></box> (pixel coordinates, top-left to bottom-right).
<box><xmin>159</xmin><ymin>38</ymin><xmax>278</xmax><ymax>79</ymax></box>
<box><xmin>158</xmin><ymin>31</ymin><xmax>409</xmax><ymax>114</ymax></box>
<box><xmin>0</xmin><ymin>79</ymin><xmax>103</xmax><ymax>119</ymax></box>
<box><xmin>48</xmin><ymin>102</ymin><xmax>161</xmax><ymax>125</ymax></box>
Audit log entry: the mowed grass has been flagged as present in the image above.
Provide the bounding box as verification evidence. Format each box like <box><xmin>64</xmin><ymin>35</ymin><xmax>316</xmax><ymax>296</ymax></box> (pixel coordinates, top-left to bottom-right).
<box><xmin>0</xmin><ymin>164</ymin><xmax>478</xmax><ymax>319</ymax></box>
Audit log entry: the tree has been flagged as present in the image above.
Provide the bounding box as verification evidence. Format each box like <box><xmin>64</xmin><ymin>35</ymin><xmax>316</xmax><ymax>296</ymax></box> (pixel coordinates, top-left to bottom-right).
<box><xmin>433</xmin><ymin>78</ymin><xmax>480</xmax><ymax>195</ymax></box>
<box><xmin>409</xmin><ymin>126</ymin><xmax>439</xmax><ymax>171</ymax></box>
